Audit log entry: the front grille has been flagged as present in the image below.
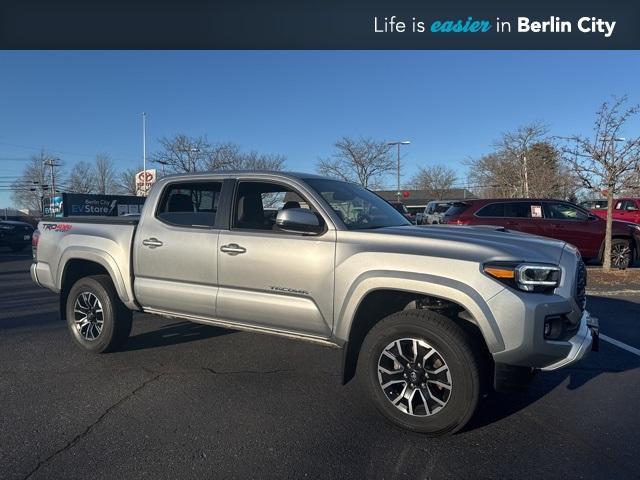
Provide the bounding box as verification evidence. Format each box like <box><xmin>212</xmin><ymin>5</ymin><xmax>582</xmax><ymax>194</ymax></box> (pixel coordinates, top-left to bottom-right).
<box><xmin>575</xmin><ymin>260</ymin><xmax>587</xmax><ymax>311</ymax></box>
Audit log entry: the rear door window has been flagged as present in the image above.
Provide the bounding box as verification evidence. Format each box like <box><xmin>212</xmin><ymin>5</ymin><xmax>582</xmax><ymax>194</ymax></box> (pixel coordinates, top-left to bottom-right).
<box><xmin>503</xmin><ymin>202</ymin><xmax>531</xmax><ymax>218</ymax></box>
<box><xmin>157</xmin><ymin>181</ymin><xmax>223</xmax><ymax>227</ymax></box>
<box><xmin>619</xmin><ymin>200</ymin><xmax>638</xmax><ymax>211</ymax></box>
<box><xmin>475</xmin><ymin>203</ymin><xmax>504</xmax><ymax>217</ymax></box>
<box><xmin>543</xmin><ymin>202</ymin><xmax>589</xmax><ymax>221</ymax></box>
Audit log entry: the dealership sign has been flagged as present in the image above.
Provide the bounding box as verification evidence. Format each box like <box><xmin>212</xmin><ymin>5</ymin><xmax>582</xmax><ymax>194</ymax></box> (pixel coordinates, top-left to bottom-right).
<box><xmin>43</xmin><ymin>196</ymin><xmax>64</xmax><ymax>218</ymax></box>
<box><xmin>61</xmin><ymin>193</ymin><xmax>146</xmax><ymax>217</ymax></box>
<box><xmin>136</xmin><ymin>169</ymin><xmax>157</xmax><ymax>196</ymax></box>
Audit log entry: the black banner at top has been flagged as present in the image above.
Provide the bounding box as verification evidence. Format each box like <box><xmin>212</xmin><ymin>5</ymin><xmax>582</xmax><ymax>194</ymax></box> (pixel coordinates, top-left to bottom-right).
<box><xmin>0</xmin><ymin>0</ymin><xmax>639</xmax><ymax>49</ymax></box>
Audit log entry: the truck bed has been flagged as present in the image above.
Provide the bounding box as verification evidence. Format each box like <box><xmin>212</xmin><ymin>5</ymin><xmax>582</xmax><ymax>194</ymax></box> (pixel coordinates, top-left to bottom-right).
<box><xmin>33</xmin><ymin>217</ymin><xmax>139</xmax><ymax>309</ymax></box>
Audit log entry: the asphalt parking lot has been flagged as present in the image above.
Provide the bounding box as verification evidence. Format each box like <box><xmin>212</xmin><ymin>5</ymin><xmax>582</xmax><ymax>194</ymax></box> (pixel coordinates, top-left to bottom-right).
<box><xmin>1</xmin><ymin>250</ymin><xmax>639</xmax><ymax>480</ymax></box>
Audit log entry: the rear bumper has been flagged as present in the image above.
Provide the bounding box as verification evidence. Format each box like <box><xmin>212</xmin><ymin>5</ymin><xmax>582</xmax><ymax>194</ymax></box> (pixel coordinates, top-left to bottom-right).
<box><xmin>541</xmin><ymin>311</ymin><xmax>598</xmax><ymax>371</ymax></box>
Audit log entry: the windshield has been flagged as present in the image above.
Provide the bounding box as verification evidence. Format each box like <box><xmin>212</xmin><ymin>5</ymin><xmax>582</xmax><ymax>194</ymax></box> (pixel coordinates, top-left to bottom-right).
<box><xmin>305</xmin><ymin>178</ymin><xmax>411</xmax><ymax>230</ymax></box>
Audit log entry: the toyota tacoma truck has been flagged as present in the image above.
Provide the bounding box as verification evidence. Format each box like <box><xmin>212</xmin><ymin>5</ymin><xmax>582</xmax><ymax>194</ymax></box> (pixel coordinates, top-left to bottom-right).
<box><xmin>31</xmin><ymin>172</ymin><xmax>598</xmax><ymax>435</ymax></box>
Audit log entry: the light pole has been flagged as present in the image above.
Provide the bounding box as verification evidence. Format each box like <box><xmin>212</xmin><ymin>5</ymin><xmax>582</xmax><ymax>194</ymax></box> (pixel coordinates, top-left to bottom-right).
<box><xmin>142</xmin><ymin>112</ymin><xmax>147</xmax><ymax>195</ymax></box>
<box><xmin>387</xmin><ymin>140</ymin><xmax>410</xmax><ymax>201</ymax></box>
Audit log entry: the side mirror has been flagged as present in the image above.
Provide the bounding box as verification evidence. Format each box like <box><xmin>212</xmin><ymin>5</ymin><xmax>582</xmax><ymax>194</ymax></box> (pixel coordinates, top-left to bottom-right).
<box><xmin>276</xmin><ymin>208</ymin><xmax>324</xmax><ymax>234</ymax></box>
<box><xmin>588</xmin><ymin>213</ymin><xmax>598</xmax><ymax>221</ymax></box>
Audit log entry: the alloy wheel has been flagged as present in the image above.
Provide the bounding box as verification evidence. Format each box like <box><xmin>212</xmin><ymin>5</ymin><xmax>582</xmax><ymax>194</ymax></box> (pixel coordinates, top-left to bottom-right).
<box><xmin>612</xmin><ymin>243</ymin><xmax>631</xmax><ymax>269</ymax></box>
<box><xmin>73</xmin><ymin>292</ymin><xmax>104</xmax><ymax>341</ymax></box>
<box><xmin>377</xmin><ymin>337</ymin><xmax>452</xmax><ymax>417</ymax></box>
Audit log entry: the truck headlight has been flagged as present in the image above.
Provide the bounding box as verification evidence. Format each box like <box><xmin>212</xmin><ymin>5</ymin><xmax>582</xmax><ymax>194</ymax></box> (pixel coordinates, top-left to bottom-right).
<box><xmin>483</xmin><ymin>263</ymin><xmax>561</xmax><ymax>292</ymax></box>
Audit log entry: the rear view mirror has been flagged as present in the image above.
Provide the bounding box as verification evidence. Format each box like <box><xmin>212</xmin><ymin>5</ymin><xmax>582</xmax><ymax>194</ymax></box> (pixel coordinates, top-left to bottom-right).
<box><xmin>276</xmin><ymin>208</ymin><xmax>324</xmax><ymax>234</ymax></box>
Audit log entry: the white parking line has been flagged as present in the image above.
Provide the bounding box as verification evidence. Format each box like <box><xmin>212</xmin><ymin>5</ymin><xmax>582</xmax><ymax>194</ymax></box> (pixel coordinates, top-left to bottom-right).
<box><xmin>600</xmin><ymin>334</ymin><xmax>640</xmax><ymax>357</ymax></box>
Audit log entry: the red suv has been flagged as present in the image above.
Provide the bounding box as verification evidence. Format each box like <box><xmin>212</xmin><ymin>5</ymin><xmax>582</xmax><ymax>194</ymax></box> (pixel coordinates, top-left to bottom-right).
<box><xmin>582</xmin><ymin>198</ymin><xmax>640</xmax><ymax>225</ymax></box>
<box><xmin>443</xmin><ymin>199</ymin><xmax>640</xmax><ymax>268</ymax></box>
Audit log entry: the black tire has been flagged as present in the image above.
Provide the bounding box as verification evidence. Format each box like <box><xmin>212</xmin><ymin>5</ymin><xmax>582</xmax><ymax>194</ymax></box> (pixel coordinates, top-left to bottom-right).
<box><xmin>357</xmin><ymin>309</ymin><xmax>483</xmax><ymax>436</ymax></box>
<box><xmin>66</xmin><ymin>274</ymin><xmax>132</xmax><ymax>353</ymax></box>
<box><xmin>610</xmin><ymin>238</ymin><xmax>632</xmax><ymax>270</ymax></box>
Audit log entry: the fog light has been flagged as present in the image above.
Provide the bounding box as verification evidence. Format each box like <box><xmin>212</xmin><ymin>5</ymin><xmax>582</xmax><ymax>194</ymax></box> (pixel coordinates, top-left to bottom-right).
<box><xmin>544</xmin><ymin>315</ymin><xmax>565</xmax><ymax>340</ymax></box>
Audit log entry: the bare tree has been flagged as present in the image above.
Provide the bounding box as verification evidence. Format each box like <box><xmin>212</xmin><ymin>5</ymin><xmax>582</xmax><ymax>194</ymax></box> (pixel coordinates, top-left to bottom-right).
<box><xmin>94</xmin><ymin>154</ymin><xmax>116</xmax><ymax>194</ymax></box>
<box><xmin>497</xmin><ymin>122</ymin><xmax>549</xmax><ymax>197</ymax></box>
<box><xmin>410</xmin><ymin>164</ymin><xmax>457</xmax><ymax>199</ymax></box>
<box><xmin>203</xmin><ymin>143</ymin><xmax>286</xmax><ymax>171</ymax></box>
<box><xmin>152</xmin><ymin>134</ymin><xmax>212</xmax><ymax>173</ymax></box>
<box><xmin>67</xmin><ymin>161</ymin><xmax>96</xmax><ymax>193</ymax></box>
<box><xmin>467</xmin><ymin>123</ymin><xmax>577</xmax><ymax>199</ymax></box>
<box><xmin>10</xmin><ymin>151</ymin><xmax>59</xmax><ymax>213</ymax></box>
<box><xmin>116</xmin><ymin>168</ymin><xmax>140</xmax><ymax>195</ymax></box>
<box><xmin>317</xmin><ymin>137</ymin><xmax>394</xmax><ymax>188</ymax></box>
<box><xmin>562</xmin><ymin>95</ymin><xmax>640</xmax><ymax>270</ymax></box>
<box><xmin>153</xmin><ymin>135</ymin><xmax>287</xmax><ymax>174</ymax></box>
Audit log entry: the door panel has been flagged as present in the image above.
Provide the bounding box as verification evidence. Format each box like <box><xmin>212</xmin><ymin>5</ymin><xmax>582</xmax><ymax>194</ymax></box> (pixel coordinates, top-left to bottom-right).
<box><xmin>134</xmin><ymin>224</ymin><xmax>219</xmax><ymax>316</ymax></box>
<box><xmin>541</xmin><ymin>202</ymin><xmax>601</xmax><ymax>257</ymax></box>
<box><xmin>216</xmin><ymin>180</ymin><xmax>336</xmax><ymax>338</ymax></box>
<box><xmin>216</xmin><ymin>229</ymin><xmax>336</xmax><ymax>337</ymax></box>
<box><xmin>133</xmin><ymin>181</ymin><xmax>222</xmax><ymax>318</ymax></box>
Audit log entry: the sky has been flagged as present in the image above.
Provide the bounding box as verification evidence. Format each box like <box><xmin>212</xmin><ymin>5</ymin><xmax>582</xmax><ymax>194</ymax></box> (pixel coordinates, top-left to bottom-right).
<box><xmin>1</xmin><ymin>50</ymin><xmax>639</xmax><ymax>208</ymax></box>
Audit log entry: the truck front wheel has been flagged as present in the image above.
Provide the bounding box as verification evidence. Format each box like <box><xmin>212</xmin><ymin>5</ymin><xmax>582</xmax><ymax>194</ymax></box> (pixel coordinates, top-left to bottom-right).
<box><xmin>66</xmin><ymin>275</ymin><xmax>132</xmax><ymax>353</ymax></box>
<box><xmin>357</xmin><ymin>310</ymin><xmax>483</xmax><ymax>436</ymax></box>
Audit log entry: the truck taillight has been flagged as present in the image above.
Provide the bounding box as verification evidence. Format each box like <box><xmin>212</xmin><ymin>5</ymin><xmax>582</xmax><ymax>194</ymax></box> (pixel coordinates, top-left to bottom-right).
<box><xmin>32</xmin><ymin>229</ymin><xmax>40</xmax><ymax>261</ymax></box>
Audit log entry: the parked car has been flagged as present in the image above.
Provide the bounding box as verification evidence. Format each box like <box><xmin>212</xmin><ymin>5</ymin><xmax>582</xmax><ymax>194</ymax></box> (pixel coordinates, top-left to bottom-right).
<box><xmin>580</xmin><ymin>199</ymin><xmax>608</xmax><ymax>211</ymax></box>
<box><xmin>388</xmin><ymin>201</ymin><xmax>415</xmax><ymax>223</ymax></box>
<box><xmin>0</xmin><ymin>220</ymin><xmax>34</xmax><ymax>252</ymax></box>
<box><xmin>584</xmin><ymin>197</ymin><xmax>640</xmax><ymax>225</ymax></box>
<box><xmin>443</xmin><ymin>198</ymin><xmax>640</xmax><ymax>268</ymax></box>
<box><xmin>31</xmin><ymin>172</ymin><xmax>597</xmax><ymax>435</ymax></box>
<box><xmin>421</xmin><ymin>201</ymin><xmax>453</xmax><ymax>225</ymax></box>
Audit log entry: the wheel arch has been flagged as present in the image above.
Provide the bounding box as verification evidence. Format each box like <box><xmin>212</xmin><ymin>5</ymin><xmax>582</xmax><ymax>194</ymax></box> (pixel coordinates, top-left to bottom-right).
<box><xmin>57</xmin><ymin>250</ymin><xmax>136</xmax><ymax>320</ymax></box>
<box><xmin>598</xmin><ymin>234</ymin><xmax>637</xmax><ymax>262</ymax></box>
<box><xmin>337</xmin><ymin>274</ymin><xmax>502</xmax><ymax>385</ymax></box>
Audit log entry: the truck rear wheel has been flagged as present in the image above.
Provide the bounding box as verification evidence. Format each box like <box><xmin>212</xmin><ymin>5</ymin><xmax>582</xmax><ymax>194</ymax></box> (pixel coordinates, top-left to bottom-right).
<box><xmin>66</xmin><ymin>275</ymin><xmax>132</xmax><ymax>353</ymax></box>
<box><xmin>357</xmin><ymin>309</ymin><xmax>482</xmax><ymax>436</ymax></box>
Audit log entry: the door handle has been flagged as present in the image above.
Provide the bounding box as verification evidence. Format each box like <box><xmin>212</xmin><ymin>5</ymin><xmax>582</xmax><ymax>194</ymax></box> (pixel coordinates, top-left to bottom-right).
<box><xmin>142</xmin><ymin>237</ymin><xmax>163</xmax><ymax>249</ymax></box>
<box><xmin>220</xmin><ymin>243</ymin><xmax>246</xmax><ymax>255</ymax></box>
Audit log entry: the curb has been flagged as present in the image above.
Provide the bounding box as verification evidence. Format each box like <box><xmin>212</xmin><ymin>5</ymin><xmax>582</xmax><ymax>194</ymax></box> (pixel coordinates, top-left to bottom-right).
<box><xmin>587</xmin><ymin>289</ymin><xmax>640</xmax><ymax>296</ymax></box>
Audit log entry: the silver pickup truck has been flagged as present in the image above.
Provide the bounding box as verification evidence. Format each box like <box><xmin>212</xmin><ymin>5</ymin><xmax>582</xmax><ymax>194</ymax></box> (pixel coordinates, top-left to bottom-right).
<box><xmin>31</xmin><ymin>171</ymin><xmax>598</xmax><ymax>435</ymax></box>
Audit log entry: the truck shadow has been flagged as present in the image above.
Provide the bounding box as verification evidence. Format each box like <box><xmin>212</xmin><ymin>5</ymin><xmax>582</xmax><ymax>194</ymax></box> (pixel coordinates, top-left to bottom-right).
<box><xmin>466</xmin><ymin>295</ymin><xmax>639</xmax><ymax>432</ymax></box>
<box><xmin>123</xmin><ymin>320</ymin><xmax>233</xmax><ymax>351</ymax></box>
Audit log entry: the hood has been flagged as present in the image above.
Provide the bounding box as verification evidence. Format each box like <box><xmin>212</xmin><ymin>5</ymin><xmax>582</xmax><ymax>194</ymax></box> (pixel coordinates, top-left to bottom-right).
<box><xmin>356</xmin><ymin>224</ymin><xmax>567</xmax><ymax>265</ymax></box>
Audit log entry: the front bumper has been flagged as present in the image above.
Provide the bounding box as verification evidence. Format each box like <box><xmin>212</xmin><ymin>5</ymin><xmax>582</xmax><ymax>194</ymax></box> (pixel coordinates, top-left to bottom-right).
<box><xmin>541</xmin><ymin>311</ymin><xmax>599</xmax><ymax>371</ymax></box>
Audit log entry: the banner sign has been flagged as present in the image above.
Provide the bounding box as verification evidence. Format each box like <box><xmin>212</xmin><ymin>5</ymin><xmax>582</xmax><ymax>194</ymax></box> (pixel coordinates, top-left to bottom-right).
<box><xmin>60</xmin><ymin>193</ymin><xmax>146</xmax><ymax>217</ymax></box>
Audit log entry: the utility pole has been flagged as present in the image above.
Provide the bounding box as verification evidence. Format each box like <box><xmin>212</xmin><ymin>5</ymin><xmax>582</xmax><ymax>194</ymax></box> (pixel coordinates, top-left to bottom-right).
<box><xmin>387</xmin><ymin>141</ymin><xmax>411</xmax><ymax>201</ymax></box>
<box><xmin>43</xmin><ymin>158</ymin><xmax>61</xmax><ymax>217</ymax></box>
<box><xmin>142</xmin><ymin>112</ymin><xmax>147</xmax><ymax>195</ymax></box>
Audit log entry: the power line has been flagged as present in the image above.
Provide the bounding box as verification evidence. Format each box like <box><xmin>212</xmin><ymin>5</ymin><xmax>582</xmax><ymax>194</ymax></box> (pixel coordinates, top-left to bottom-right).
<box><xmin>0</xmin><ymin>140</ymin><xmax>138</xmax><ymax>163</ymax></box>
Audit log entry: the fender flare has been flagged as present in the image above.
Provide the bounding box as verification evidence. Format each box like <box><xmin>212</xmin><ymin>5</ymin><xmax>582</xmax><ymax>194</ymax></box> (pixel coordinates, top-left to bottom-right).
<box><xmin>335</xmin><ymin>270</ymin><xmax>505</xmax><ymax>354</ymax></box>
<box><xmin>56</xmin><ymin>247</ymin><xmax>135</xmax><ymax>308</ymax></box>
